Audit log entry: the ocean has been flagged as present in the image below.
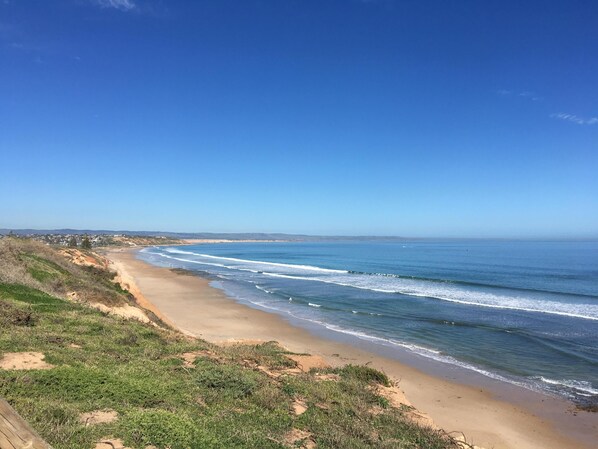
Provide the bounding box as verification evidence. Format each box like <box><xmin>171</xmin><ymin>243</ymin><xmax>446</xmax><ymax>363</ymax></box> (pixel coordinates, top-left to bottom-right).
<box><xmin>138</xmin><ymin>240</ymin><xmax>598</xmax><ymax>406</ymax></box>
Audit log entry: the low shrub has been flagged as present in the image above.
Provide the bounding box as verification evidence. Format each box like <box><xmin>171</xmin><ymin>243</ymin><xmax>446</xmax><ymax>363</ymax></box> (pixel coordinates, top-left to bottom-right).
<box><xmin>196</xmin><ymin>361</ymin><xmax>260</xmax><ymax>399</ymax></box>
<box><xmin>337</xmin><ymin>364</ymin><xmax>391</xmax><ymax>386</ymax></box>
<box><xmin>121</xmin><ymin>409</ymin><xmax>198</xmax><ymax>449</ymax></box>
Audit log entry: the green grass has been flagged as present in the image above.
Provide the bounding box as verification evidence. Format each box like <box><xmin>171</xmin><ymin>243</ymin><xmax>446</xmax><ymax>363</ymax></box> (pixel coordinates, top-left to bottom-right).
<box><xmin>22</xmin><ymin>253</ymin><xmax>70</xmax><ymax>271</ymax></box>
<box><xmin>21</xmin><ymin>251</ymin><xmax>76</xmax><ymax>284</ymax></box>
<box><xmin>1</xmin><ymin>282</ymin><xmax>69</xmax><ymax>305</ymax></box>
<box><xmin>0</xmin><ymin>240</ymin><xmax>460</xmax><ymax>449</ymax></box>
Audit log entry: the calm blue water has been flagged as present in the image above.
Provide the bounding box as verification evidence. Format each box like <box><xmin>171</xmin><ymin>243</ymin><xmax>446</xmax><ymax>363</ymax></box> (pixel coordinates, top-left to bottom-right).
<box><xmin>139</xmin><ymin>240</ymin><xmax>598</xmax><ymax>405</ymax></box>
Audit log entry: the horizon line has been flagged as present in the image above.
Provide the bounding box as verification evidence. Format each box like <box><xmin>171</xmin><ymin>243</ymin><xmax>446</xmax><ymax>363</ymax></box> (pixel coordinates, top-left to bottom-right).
<box><xmin>1</xmin><ymin>228</ymin><xmax>597</xmax><ymax>241</ymax></box>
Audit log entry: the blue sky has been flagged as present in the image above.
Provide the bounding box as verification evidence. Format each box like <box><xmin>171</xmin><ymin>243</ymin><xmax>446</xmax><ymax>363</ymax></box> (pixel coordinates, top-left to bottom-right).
<box><xmin>1</xmin><ymin>0</ymin><xmax>597</xmax><ymax>237</ymax></box>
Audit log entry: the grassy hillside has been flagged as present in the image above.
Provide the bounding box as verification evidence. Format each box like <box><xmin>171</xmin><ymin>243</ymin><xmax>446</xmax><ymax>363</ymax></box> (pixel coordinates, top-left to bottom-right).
<box><xmin>0</xmin><ymin>238</ymin><xmax>462</xmax><ymax>449</ymax></box>
<box><xmin>0</xmin><ymin>238</ymin><xmax>132</xmax><ymax>307</ymax></box>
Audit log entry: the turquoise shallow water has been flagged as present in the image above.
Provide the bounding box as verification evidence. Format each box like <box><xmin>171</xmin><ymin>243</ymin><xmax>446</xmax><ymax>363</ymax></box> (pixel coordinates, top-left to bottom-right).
<box><xmin>139</xmin><ymin>240</ymin><xmax>598</xmax><ymax>405</ymax></box>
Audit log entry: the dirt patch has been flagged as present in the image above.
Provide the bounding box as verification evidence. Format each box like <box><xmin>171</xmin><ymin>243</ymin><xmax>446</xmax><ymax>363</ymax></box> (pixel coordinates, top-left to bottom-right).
<box><xmin>0</xmin><ymin>352</ymin><xmax>54</xmax><ymax>370</ymax></box>
<box><xmin>373</xmin><ymin>383</ymin><xmax>436</xmax><ymax>428</ymax></box>
<box><xmin>287</xmin><ymin>354</ymin><xmax>330</xmax><ymax>372</ymax></box>
<box><xmin>65</xmin><ymin>289</ymin><xmax>151</xmax><ymax>324</ymax></box>
<box><xmin>373</xmin><ymin>384</ymin><xmax>411</xmax><ymax>408</ymax></box>
<box><xmin>80</xmin><ymin>409</ymin><xmax>118</xmax><ymax>426</ymax></box>
<box><xmin>94</xmin><ymin>439</ymin><xmax>130</xmax><ymax>449</ymax></box>
<box><xmin>61</xmin><ymin>249</ymin><xmax>107</xmax><ymax>269</ymax></box>
<box><xmin>292</xmin><ymin>397</ymin><xmax>308</xmax><ymax>415</ymax></box>
<box><xmin>0</xmin><ymin>301</ymin><xmax>35</xmax><ymax>327</ymax></box>
<box><xmin>94</xmin><ymin>439</ymin><xmax>159</xmax><ymax>449</ymax></box>
<box><xmin>233</xmin><ymin>351</ymin><xmax>329</xmax><ymax>380</ymax></box>
<box><xmin>92</xmin><ymin>302</ymin><xmax>150</xmax><ymax>323</ymax></box>
<box><xmin>283</xmin><ymin>428</ymin><xmax>316</xmax><ymax>448</ymax></box>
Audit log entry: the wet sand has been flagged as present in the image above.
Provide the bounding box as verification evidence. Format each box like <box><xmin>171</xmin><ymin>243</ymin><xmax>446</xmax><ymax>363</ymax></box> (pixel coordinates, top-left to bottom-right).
<box><xmin>106</xmin><ymin>248</ymin><xmax>597</xmax><ymax>449</ymax></box>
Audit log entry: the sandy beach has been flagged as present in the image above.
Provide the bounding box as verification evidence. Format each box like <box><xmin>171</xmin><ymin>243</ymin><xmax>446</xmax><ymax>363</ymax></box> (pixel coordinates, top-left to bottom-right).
<box><xmin>106</xmin><ymin>247</ymin><xmax>597</xmax><ymax>449</ymax></box>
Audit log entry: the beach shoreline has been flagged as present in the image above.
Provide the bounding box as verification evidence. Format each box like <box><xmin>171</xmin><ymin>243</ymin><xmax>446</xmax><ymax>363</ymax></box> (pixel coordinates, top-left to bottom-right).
<box><xmin>104</xmin><ymin>246</ymin><xmax>597</xmax><ymax>449</ymax></box>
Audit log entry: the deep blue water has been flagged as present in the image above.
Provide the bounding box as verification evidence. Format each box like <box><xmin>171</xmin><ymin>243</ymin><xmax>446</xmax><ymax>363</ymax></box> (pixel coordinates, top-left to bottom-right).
<box><xmin>139</xmin><ymin>240</ymin><xmax>598</xmax><ymax>405</ymax></box>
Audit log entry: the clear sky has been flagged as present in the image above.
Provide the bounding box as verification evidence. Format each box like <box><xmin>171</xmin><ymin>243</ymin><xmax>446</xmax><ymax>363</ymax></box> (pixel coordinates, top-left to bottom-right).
<box><xmin>1</xmin><ymin>0</ymin><xmax>597</xmax><ymax>237</ymax></box>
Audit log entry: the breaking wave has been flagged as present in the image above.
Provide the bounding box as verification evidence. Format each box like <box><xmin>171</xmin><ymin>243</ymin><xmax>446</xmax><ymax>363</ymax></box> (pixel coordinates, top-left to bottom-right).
<box><xmin>144</xmin><ymin>248</ymin><xmax>598</xmax><ymax>321</ymax></box>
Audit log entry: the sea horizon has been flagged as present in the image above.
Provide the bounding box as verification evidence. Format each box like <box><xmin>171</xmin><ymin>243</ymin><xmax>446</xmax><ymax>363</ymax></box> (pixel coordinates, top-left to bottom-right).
<box><xmin>3</xmin><ymin>228</ymin><xmax>598</xmax><ymax>242</ymax></box>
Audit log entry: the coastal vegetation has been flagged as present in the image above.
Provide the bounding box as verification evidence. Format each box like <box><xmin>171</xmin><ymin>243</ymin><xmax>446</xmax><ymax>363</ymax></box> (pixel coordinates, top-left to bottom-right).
<box><xmin>0</xmin><ymin>231</ymin><xmax>185</xmax><ymax>248</ymax></box>
<box><xmin>0</xmin><ymin>238</ymin><xmax>463</xmax><ymax>448</ymax></box>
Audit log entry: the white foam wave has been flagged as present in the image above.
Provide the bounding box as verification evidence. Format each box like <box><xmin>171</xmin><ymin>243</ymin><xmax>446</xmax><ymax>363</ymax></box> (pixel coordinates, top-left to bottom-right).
<box><xmin>255</xmin><ymin>285</ymin><xmax>273</xmax><ymax>294</ymax></box>
<box><xmin>308</xmin><ymin>303</ymin><xmax>321</xmax><ymax>308</ymax></box>
<box><xmin>149</xmin><ymin>249</ymin><xmax>598</xmax><ymax>321</ymax></box>
<box><xmin>260</xmin><ymin>273</ymin><xmax>598</xmax><ymax>321</ymax></box>
<box><xmin>536</xmin><ymin>377</ymin><xmax>598</xmax><ymax>396</ymax></box>
<box><xmin>163</xmin><ymin>248</ymin><xmax>347</xmax><ymax>273</ymax></box>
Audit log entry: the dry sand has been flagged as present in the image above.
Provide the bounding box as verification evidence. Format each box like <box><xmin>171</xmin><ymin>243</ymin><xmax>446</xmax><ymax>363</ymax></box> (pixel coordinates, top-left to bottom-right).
<box><xmin>0</xmin><ymin>352</ymin><xmax>54</xmax><ymax>370</ymax></box>
<box><xmin>79</xmin><ymin>410</ymin><xmax>119</xmax><ymax>427</ymax></box>
<box><xmin>105</xmin><ymin>248</ymin><xmax>597</xmax><ymax>449</ymax></box>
